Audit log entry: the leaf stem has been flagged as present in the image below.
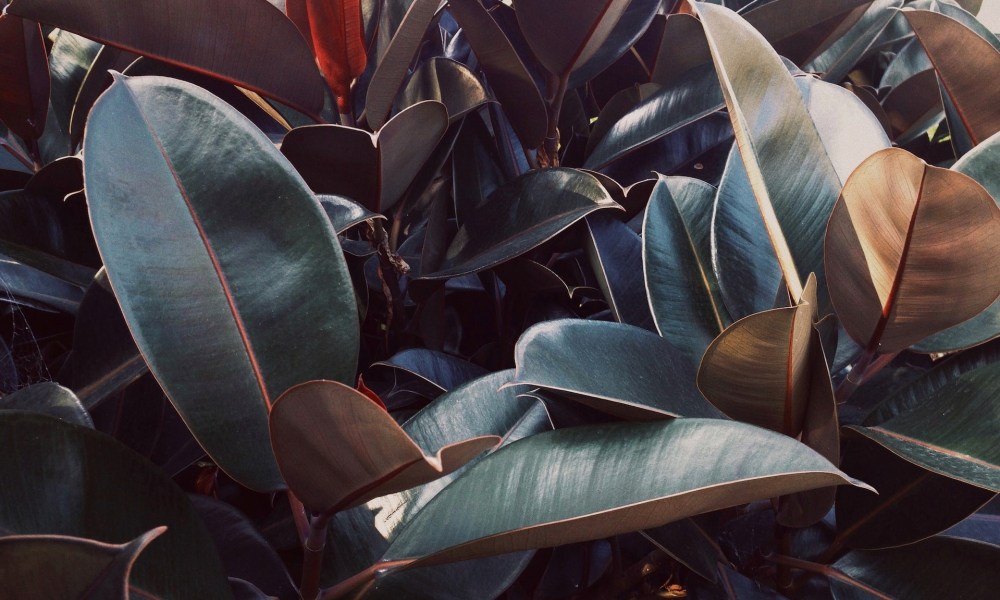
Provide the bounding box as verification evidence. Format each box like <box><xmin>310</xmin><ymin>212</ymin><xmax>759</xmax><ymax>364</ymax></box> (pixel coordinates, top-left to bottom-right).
<box><xmin>539</xmin><ymin>73</ymin><xmax>568</xmax><ymax>167</ymax></box>
<box><xmin>300</xmin><ymin>511</ymin><xmax>332</xmax><ymax>600</ymax></box>
<box><xmin>289</xmin><ymin>492</ymin><xmax>310</xmax><ymax>545</ymax></box>
<box><xmin>319</xmin><ymin>560</ymin><xmax>414</xmax><ymax>600</ymax></box>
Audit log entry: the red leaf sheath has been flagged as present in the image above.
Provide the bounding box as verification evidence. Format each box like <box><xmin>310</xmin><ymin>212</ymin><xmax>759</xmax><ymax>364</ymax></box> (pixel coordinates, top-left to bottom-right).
<box><xmin>288</xmin><ymin>0</ymin><xmax>367</xmax><ymax>113</ymax></box>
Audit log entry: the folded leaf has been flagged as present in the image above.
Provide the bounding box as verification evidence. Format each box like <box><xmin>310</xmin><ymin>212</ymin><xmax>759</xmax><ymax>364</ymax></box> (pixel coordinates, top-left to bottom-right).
<box><xmin>382</xmin><ymin>418</ymin><xmax>869</xmax><ymax>566</ymax></box>
<box><xmin>398</xmin><ymin>58</ymin><xmax>491</xmax><ymax>122</ymax></box>
<box><xmin>289</xmin><ymin>0</ymin><xmax>367</xmax><ymax>112</ymax></box>
<box><xmin>8</xmin><ymin>0</ymin><xmax>326</xmax><ymax>117</ymax></box>
<box><xmin>269</xmin><ymin>380</ymin><xmax>500</xmax><ymax>513</ymax></box>
<box><xmin>85</xmin><ymin>75</ymin><xmax>358</xmax><ymax>491</ymax></box>
<box><xmin>825</xmin><ymin>147</ymin><xmax>1000</xmax><ymax>353</ymax></box>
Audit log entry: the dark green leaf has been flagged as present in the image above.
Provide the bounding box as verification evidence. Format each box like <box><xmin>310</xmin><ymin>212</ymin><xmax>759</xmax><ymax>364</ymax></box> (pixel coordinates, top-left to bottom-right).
<box><xmin>398</xmin><ymin>58</ymin><xmax>491</xmax><ymax>122</ymax></box>
<box><xmin>513</xmin><ymin>319</ymin><xmax>724</xmax><ymax>420</ymax></box>
<box><xmin>583</xmin><ymin>214</ymin><xmax>656</xmax><ymax>331</ymax></box>
<box><xmin>0</xmin><ymin>14</ymin><xmax>49</xmax><ymax>142</ymax></box>
<box><xmin>643</xmin><ymin>175</ymin><xmax>726</xmax><ymax>363</ymax></box>
<box><xmin>568</xmin><ymin>0</ymin><xmax>661</xmax><ymax>87</ymax></box>
<box><xmin>831</xmin><ymin>537</ymin><xmax>1000</xmax><ymax>599</ymax></box>
<box><xmin>0</xmin><ymin>382</ymin><xmax>92</xmax><ymax>428</ymax></box>
<box><xmin>514</xmin><ymin>0</ymin><xmax>631</xmax><ymax>77</ymax></box>
<box><xmin>382</xmin><ymin>418</ymin><xmax>868</xmax><ymax>566</ymax></box>
<box><xmin>7</xmin><ymin>0</ymin><xmax>326</xmax><ymax>117</ymax></box>
<box><xmin>417</xmin><ymin>168</ymin><xmax>620</xmax><ymax>280</ymax></box>
<box><xmin>85</xmin><ymin>75</ymin><xmax>358</xmax><ymax>491</ymax></box>
<box><xmin>0</xmin><ymin>412</ymin><xmax>232</xmax><ymax>599</ymax></box>
<box><xmin>805</xmin><ymin>0</ymin><xmax>902</xmax><ymax>84</ymax></box>
<box><xmin>0</xmin><ymin>528</ymin><xmax>164</xmax><ymax>599</ymax></box>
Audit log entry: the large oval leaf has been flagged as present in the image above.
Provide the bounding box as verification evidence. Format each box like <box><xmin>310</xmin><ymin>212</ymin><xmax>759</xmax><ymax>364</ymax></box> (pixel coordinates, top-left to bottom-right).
<box><xmin>513</xmin><ymin>319</ymin><xmax>724</xmax><ymax>420</ymax></box>
<box><xmin>830</xmin><ymin>536</ymin><xmax>1000</xmax><ymax>599</ymax></box>
<box><xmin>417</xmin><ymin>169</ymin><xmax>620</xmax><ymax>280</ymax></box>
<box><xmin>904</xmin><ymin>9</ymin><xmax>1000</xmax><ymax>149</ymax></box>
<box><xmin>84</xmin><ymin>75</ymin><xmax>358</xmax><ymax>491</ymax></box>
<box><xmin>643</xmin><ymin>175</ymin><xmax>727</xmax><ymax>363</ymax></box>
<box><xmin>915</xmin><ymin>131</ymin><xmax>1000</xmax><ymax>351</ymax></box>
<box><xmin>741</xmin><ymin>0</ymin><xmax>874</xmax><ymax>66</ymax></box>
<box><xmin>0</xmin><ymin>528</ymin><xmax>164</xmax><ymax>599</ymax></box>
<box><xmin>825</xmin><ymin>147</ymin><xmax>1000</xmax><ymax>353</ymax></box>
<box><xmin>7</xmin><ymin>0</ymin><xmax>326</xmax><ymax>117</ymax></box>
<box><xmin>270</xmin><ymin>379</ymin><xmax>499</xmax><ymax>513</ymax></box>
<box><xmin>0</xmin><ymin>412</ymin><xmax>232</xmax><ymax>599</ymax></box>
<box><xmin>0</xmin><ymin>381</ymin><xmax>92</xmax><ymax>428</ymax></box>
<box><xmin>514</xmin><ymin>0</ymin><xmax>631</xmax><ymax>77</ymax></box>
<box><xmin>381</xmin><ymin>418</ymin><xmax>867</xmax><ymax>566</ymax></box>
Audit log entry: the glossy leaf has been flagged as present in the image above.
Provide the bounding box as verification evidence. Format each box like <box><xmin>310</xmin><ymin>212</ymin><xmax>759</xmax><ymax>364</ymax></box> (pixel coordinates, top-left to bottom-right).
<box><xmin>825</xmin><ymin>148</ymin><xmax>1000</xmax><ymax>353</ymax></box>
<box><xmin>0</xmin><ymin>412</ymin><xmax>232</xmax><ymax>599</ymax></box>
<box><xmin>881</xmin><ymin>69</ymin><xmax>942</xmax><ymax>143</ymax></box>
<box><xmin>0</xmin><ymin>14</ymin><xmax>49</xmax><ymax>142</ymax></box>
<box><xmin>513</xmin><ymin>319</ymin><xmax>724</xmax><ymax>420</ymax></box>
<box><xmin>583</xmin><ymin>213</ymin><xmax>656</xmax><ymax>331</ymax></box>
<box><xmin>372</xmin><ymin>348</ymin><xmax>488</xmax><ymax>392</ymax></box>
<box><xmin>281</xmin><ymin>100</ymin><xmax>448</xmax><ymax>211</ymax></box>
<box><xmin>365</xmin><ymin>0</ymin><xmax>440</xmax><ymax>129</ymax></box>
<box><xmin>805</xmin><ymin>0</ymin><xmax>902</xmax><ymax>84</ymax></box>
<box><xmin>568</xmin><ymin>0</ymin><xmax>661</xmax><ymax>87</ymax></box>
<box><xmin>514</xmin><ymin>0</ymin><xmax>631</xmax><ymax>77</ymax></box>
<box><xmin>68</xmin><ymin>45</ymin><xmax>139</xmax><ymax>148</ymax></box>
<box><xmin>289</xmin><ymin>0</ymin><xmax>367</xmax><ymax>112</ymax></box>
<box><xmin>417</xmin><ymin>168</ymin><xmax>620</xmax><ymax>280</ymax></box>
<box><xmin>447</xmin><ymin>0</ymin><xmax>547</xmax><ymax>149</ymax></box>
<box><xmin>905</xmin><ymin>9</ymin><xmax>1000</xmax><ymax>147</ymax></box>
<box><xmin>0</xmin><ymin>381</ymin><xmax>92</xmax><ymax>428</ymax></box>
<box><xmin>834</xmin><ymin>433</ymin><xmax>995</xmax><ymax>550</ymax></box>
<box><xmin>643</xmin><ymin>175</ymin><xmax>726</xmax><ymax>363</ymax></box>
<box><xmin>398</xmin><ymin>58</ymin><xmax>490</xmax><ymax>122</ymax></box>
<box><xmin>7</xmin><ymin>0</ymin><xmax>327</xmax><ymax>118</ymax></box>
<box><xmin>0</xmin><ymin>528</ymin><xmax>164</xmax><ymax>599</ymax></box>
<box><xmin>585</xmin><ymin>63</ymin><xmax>723</xmax><ymax>170</ymax></box>
<box><xmin>0</xmin><ymin>238</ymin><xmax>92</xmax><ymax>313</ymax></box>
<box><xmin>326</xmin><ymin>370</ymin><xmax>551</xmax><ymax>597</ymax></box>
<box><xmin>916</xmin><ymin>131</ymin><xmax>1000</xmax><ymax>351</ymax></box>
<box><xmin>85</xmin><ymin>75</ymin><xmax>358</xmax><ymax>491</ymax></box>
<box><xmin>270</xmin><ymin>379</ymin><xmax>500</xmax><ymax>513</ymax></box>
<box><xmin>382</xmin><ymin>418</ymin><xmax>868</xmax><ymax>566</ymax></box>
<box><xmin>320</xmin><ymin>194</ymin><xmax>382</xmax><ymax>233</ymax></box>
<box><xmin>697</xmin><ymin>3</ymin><xmax>847</xmax><ymax>304</ymax></box>
<box><xmin>844</xmin><ymin>362</ymin><xmax>1000</xmax><ymax>492</ymax></box>
<box><xmin>831</xmin><ymin>537</ymin><xmax>1000</xmax><ymax>599</ymax></box>
<box><xmin>742</xmin><ymin>0</ymin><xmax>874</xmax><ymax>66</ymax></box>
<box><xmin>41</xmin><ymin>29</ymin><xmax>100</xmax><ymax>162</ymax></box>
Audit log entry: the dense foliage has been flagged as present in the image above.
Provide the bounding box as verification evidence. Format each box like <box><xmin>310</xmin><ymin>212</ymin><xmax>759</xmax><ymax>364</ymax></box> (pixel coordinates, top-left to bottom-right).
<box><xmin>0</xmin><ymin>0</ymin><xmax>998</xmax><ymax>598</ymax></box>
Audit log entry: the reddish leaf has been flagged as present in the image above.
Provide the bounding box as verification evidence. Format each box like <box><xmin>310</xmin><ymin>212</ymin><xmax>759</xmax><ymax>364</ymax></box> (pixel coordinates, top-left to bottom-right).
<box><xmin>357</xmin><ymin>373</ymin><xmax>387</xmax><ymax>411</ymax></box>
<box><xmin>0</xmin><ymin>14</ymin><xmax>49</xmax><ymax>142</ymax></box>
<box><xmin>289</xmin><ymin>0</ymin><xmax>368</xmax><ymax>113</ymax></box>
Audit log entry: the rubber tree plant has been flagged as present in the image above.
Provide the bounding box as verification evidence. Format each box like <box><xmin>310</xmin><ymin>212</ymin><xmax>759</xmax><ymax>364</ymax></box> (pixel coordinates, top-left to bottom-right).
<box><xmin>0</xmin><ymin>0</ymin><xmax>998</xmax><ymax>598</ymax></box>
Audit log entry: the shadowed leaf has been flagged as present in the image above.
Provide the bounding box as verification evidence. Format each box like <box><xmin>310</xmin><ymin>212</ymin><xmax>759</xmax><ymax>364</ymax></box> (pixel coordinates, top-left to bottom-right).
<box><xmin>0</xmin><ymin>14</ymin><xmax>49</xmax><ymax>142</ymax></box>
<box><xmin>0</xmin><ymin>381</ymin><xmax>92</xmax><ymax>428</ymax></box>
<box><xmin>0</xmin><ymin>528</ymin><xmax>164</xmax><ymax>600</ymax></box>
<box><xmin>7</xmin><ymin>0</ymin><xmax>327</xmax><ymax>117</ymax></box>
<box><xmin>398</xmin><ymin>58</ymin><xmax>490</xmax><ymax>121</ymax></box>
<box><xmin>288</xmin><ymin>0</ymin><xmax>367</xmax><ymax>112</ymax></box>
<box><xmin>514</xmin><ymin>0</ymin><xmax>631</xmax><ymax>77</ymax></box>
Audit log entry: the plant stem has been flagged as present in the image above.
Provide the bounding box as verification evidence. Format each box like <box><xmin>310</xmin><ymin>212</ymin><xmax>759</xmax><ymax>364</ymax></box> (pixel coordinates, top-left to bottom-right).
<box><xmin>289</xmin><ymin>492</ymin><xmax>310</xmax><ymax>545</ymax></box>
<box><xmin>300</xmin><ymin>512</ymin><xmax>332</xmax><ymax>600</ymax></box>
<box><xmin>319</xmin><ymin>560</ymin><xmax>413</xmax><ymax>600</ymax></box>
<box><xmin>764</xmin><ymin>553</ymin><xmax>893</xmax><ymax>600</ymax></box>
<box><xmin>539</xmin><ymin>73</ymin><xmax>568</xmax><ymax>167</ymax></box>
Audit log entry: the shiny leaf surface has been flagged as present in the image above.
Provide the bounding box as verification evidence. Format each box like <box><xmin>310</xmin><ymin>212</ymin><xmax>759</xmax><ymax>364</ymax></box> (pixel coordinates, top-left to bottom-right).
<box><xmin>382</xmin><ymin>418</ymin><xmax>868</xmax><ymax>565</ymax></box>
<box><xmin>289</xmin><ymin>0</ymin><xmax>367</xmax><ymax>110</ymax></box>
<box><xmin>85</xmin><ymin>75</ymin><xmax>358</xmax><ymax>491</ymax></box>
<box><xmin>398</xmin><ymin>58</ymin><xmax>490</xmax><ymax>122</ymax></box>
<box><xmin>418</xmin><ymin>168</ymin><xmax>620</xmax><ymax>280</ymax></box>
<box><xmin>825</xmin><ymin>148</ymin><xmax>1000</xmax><ymax>353</ymax></box>
<box><xmin>513</xmin><ymin>319</ymin><xmax>724</xmax><ymax>420</ymax></box>
<box><xmin>269</xmin><ymin>380</ymin><xmax>500</xmax><ymax>513</ymax></box>
<box><xmin>0</xmin><ymin>381</ymin><xmax>92</xmax><ymax>428</ymax></box>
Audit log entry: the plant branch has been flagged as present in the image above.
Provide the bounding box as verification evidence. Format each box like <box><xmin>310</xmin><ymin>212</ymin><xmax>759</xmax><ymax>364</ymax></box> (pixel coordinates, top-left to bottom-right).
<box><xmin>539</xmin><ymin>72</ymin><xmax>568</xmax><ymax>168</ymax></box>
<box><xmin>319</xmin><ymin>560</ymin><xmax>414</xmax><ymax>600</ymax></box>
<box><xmin>288</xmin><ymin>492</ymin><xmax>310</xmax><ymax>545</ymax></box>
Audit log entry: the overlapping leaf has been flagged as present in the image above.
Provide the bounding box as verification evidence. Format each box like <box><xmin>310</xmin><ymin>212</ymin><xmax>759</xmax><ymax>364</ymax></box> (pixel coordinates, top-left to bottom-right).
<box><xmin>825</xmin><ymin>148</ymin><xmax>1000</xmax><ymax>353</ymax></box>
<box><xmin>84</xmin><ymin>75</ymin><xmax>358</xmax><ymax>491</ymax></box>
<box><xmin>269</xmin><ymin>380</ymin><xmax>500</xmax><ymax>513</ymax></box>
<box><xmin>7</xmin><ymin>0</ymin><xmax>327</xmax><ymax>117</ymax></box>
<box><xmin>0</xmin><ymin>14</ymin><xmax>49</xmax><ymax>142</ymax></box>
<box><xmin>514</xmin><ymin>0</ymin><xmax>631</xmax><ymax>77</ymax></box>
